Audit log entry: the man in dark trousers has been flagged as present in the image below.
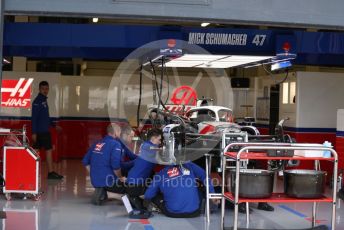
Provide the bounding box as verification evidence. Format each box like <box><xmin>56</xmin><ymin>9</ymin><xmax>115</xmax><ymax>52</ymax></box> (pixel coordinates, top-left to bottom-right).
<box><xmin>82</xmin><ymin>123</ymin><xmax>136</xmax><ymax>205</ymax></box>
<box><xmin>32</xmin><ymin>81</ymin><xmax>63</xmax><ymax>180</ymax></box>
<box><xmin>338</xmin><ymin>188</ymin><xmax>344</xmax><ymax>200</ymax></box>
<box><xmin>144</xmin><ymin>161</ymin><xmax>218</xmax><ymax>218</ymax></box>
<box><xmin>125</xmin><ymin>128</ymin><xmax>162</xmax><ymax>210</ymax></box>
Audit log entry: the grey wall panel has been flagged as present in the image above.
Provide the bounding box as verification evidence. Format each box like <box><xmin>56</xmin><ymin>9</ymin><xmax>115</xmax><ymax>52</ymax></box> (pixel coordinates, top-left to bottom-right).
<box><xmin>4</xmin><ymin>0</ymin><xmax>344</xmax><ymax>29</ymax></box>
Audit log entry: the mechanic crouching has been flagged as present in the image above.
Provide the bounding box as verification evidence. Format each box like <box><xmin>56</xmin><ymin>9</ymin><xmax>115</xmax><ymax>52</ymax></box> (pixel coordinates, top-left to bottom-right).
<box><xmin>144</xmin><ymin>161</ymin><xmax>218</xmax><ymax>218</ymax></box>
<box><xmin>125</xmin><ymin>128</ymin><xmax>162</xmax><ymax>211</ymax></box>
<box><xmin>82</xmin><ymin>123</ymin><xmax>137</xmax><ymax>205</ymax></box>
<box><xmin>119</xmin><ymin>125</ymin><xmax>138</xmax><ymax>173</ymax></box>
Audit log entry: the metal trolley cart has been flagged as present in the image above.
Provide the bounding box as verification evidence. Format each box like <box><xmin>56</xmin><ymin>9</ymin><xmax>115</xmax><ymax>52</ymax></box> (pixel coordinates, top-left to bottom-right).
<box><xmin>0</xmin><ymin>126</ymin><xmax>42</xmax><ymax>201</ymax></box>
<box><xmin>204</xmin><ymin>132</ymin><xmax>249</xmax><ymax>223</ymax></box>
<box><xmin>220</xmin><ymin>142</ymin><xmax>338</xmax><ymax>230</ymax></box>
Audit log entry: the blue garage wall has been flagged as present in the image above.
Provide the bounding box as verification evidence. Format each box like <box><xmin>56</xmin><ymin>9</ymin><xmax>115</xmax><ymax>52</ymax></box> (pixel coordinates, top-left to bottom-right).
<box><xmin>4</xmin><ymin>22</ymin><xmax>344</xmax><ymax>67</ymax></box>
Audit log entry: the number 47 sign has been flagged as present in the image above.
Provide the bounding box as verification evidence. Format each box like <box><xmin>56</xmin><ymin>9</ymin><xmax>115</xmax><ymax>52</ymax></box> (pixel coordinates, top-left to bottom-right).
<box><xmin>1</xmin><ymin>78</ymin><xmax>34</xmax><ymax>108</ymax></box>
<box><xmin>252</xmin><ymin>34</ymin><xmax>266</xmax><ymax>46</ymax></box>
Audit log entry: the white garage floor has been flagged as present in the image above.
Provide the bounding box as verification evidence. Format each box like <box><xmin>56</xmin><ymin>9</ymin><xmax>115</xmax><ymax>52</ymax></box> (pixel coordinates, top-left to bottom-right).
<box><xmin>0</xmin><ymin>160</ymin><xmax>343</xmax><ymax>230</ymax></box>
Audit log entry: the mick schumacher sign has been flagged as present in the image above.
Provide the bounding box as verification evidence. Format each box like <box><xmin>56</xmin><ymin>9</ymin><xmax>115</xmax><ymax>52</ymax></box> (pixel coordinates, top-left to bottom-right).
<box><xmin>1</xmin><ymin>78</ymin><xmax>34</xmax><ymax>108</ymax></box>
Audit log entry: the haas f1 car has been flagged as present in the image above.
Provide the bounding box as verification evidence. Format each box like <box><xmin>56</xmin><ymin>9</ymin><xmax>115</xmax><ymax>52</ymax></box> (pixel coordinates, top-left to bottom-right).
<box><xmin>140</xmin><ymin>105</ymin><xmax>294</xmax><ymax>167</ymax></box>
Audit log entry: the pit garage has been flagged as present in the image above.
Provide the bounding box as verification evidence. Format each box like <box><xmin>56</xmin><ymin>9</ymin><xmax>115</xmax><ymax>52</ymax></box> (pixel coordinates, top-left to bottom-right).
<box><xmin>0</xmin><ymin>1</ymin><xmax>344</xmax><ymax>230</ymax></box>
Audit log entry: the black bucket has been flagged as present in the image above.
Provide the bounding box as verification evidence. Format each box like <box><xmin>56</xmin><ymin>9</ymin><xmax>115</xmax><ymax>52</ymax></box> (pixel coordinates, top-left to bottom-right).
<box><xmin>284</xmin><ymin>170</ymin><xmax>326</xmax><ymax>198</ymax></box>
<box><xmin>229</xmin><ymin>169</ymin><xmax>274</xmax><ymax>198</ymax></box>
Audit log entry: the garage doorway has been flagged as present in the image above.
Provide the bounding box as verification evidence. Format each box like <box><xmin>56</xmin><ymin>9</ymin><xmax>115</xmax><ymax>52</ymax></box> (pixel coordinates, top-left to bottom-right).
<box><xmin>269</xmin><ymin>84</ymin><xmax>280</xmax><ymax>134</ymax></box>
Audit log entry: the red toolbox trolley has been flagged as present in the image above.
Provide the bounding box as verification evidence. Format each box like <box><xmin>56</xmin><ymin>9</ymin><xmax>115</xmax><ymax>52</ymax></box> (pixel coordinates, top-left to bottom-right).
<box><xmin>1</xmin><ymin>127</ymin><xmax>42</xmax><ymax>201</ymax></box>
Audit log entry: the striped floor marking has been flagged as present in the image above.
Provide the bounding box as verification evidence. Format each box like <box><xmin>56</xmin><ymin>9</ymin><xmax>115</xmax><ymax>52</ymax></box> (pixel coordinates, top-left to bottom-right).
<box><xmin>128</xmin><ymin>219</ymin><xmax>155</xmax><ymax>230</ymax></box>
<box><xmin>278</xmin><ymin>205</ymin><xmax>331</xmax><ymax>229</ymax></box>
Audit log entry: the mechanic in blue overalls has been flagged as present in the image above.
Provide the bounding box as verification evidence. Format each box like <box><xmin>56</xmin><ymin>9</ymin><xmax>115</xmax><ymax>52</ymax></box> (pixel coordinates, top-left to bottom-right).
<box><xmin>119</xmin><ymin>125</ymin><xmax>138</xmax><ymax>173</ymax></box>
<box><xmin>82</xmin><ymin>123</ymin><xmax>137</xmax><ymax>205</ymax></box>
<box><xmin>125</xmin><ymin>128</ymin><xmax>162</xmax><ymax>210</ymax></box>
<box><xmin>32</xmin><ymin>81</ymin><xmax>63</xmax><ymax>180</ymax></box>
<box><xmin>144</xmin><ymin>161</ymin><xmax>218</xmax><ymax>218</ymax></box>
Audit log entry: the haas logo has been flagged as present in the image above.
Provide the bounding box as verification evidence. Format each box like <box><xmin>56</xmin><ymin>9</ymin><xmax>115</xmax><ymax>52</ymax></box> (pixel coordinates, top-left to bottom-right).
<box><xmin>95</xmin><ymin>143</ymin><xmax>105</xmax><ymax>152</ymax></box>
<box><xmin>1</xmin><ymin>78</ymin><xmax>34</xmax><ymax>108</ymax></box>
<box><xmin>167</xmin><ymin>167</ymin><xmax>180</xmax><ymax>178</ymax></box>
<box><xmin>170</xmin><ymin>86</ymin><xmax>198</xmax><ymax>106</ymax></box>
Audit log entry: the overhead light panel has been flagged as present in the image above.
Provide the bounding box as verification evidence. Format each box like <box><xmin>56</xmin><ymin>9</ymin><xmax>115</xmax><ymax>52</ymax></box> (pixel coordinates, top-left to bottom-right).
<box><xmin>2</xmin><ymin>58</ymin><xmax>10</xmax><ymax>64</ymax></box>
<box><xmin>175</xmin><ymin>54</ymin><xmax>228</xmax><ymax>62</ymax></box>
<box><xmin>164</xmin><ymin>54</ymin><xmax>273</xmax><ymax>69</ymax></box>
<box><xmin>201</xmin><ymin>22</ymin><xmax>210</xmax><ymax>27</ymax></box>
<box><xmin>196</xmin><ymin>62</ymin><xmax>242</xmax><ymax>69</ymax></box>
<box><xmin>220</xmin><ymin>55</ymin><xmax>272</xmax><ymax>62</ymax></box>
<box><xmin>165</xmin><ymin>60</ymin><xmax>203</xmax><ymax>68</ymax></box>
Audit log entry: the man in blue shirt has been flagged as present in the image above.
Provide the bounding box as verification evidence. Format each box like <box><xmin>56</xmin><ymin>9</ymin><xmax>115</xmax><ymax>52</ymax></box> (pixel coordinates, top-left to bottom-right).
<box><xmin>125</xmin><ymin>128</ymin><xmax>162</xmax><ymax>210</ymax></box>
<box><xmin>144</xmin><ymin>161</ymin><xmax>218</xmax><ymax>218</ymax></box>
<box><xmin>31</xmin><ymin>81</ymin><xmax>63</xmax><ymax>180</ymax></box>
<box><xmin>119</xmin><ymin>125</ymin><xmax>138</xmax><ymax>172</ymax></box>
<box><xmin>82</xmin><ymin>123</ymin><xmax>137</xmax><ymax>205</ymax></box>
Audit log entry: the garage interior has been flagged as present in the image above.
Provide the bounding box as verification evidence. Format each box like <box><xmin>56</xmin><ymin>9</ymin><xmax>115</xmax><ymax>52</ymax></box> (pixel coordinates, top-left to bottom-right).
<box><xmin>1</xmin><ymin>1</ymin><xmax>344</xmax><ymax>229</ymax></box>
